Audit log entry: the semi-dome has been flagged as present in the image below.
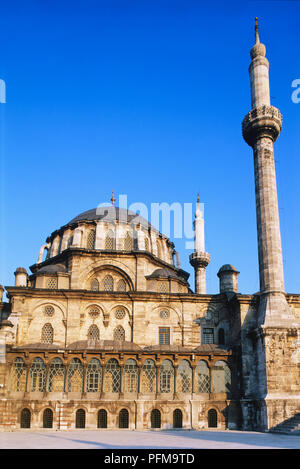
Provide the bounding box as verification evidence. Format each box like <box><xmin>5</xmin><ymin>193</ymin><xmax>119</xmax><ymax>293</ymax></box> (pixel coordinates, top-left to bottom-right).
<box><xmin>37</xmin><ymin>263</ymin><xmax>67</xmax><ymax>274</ymax></box>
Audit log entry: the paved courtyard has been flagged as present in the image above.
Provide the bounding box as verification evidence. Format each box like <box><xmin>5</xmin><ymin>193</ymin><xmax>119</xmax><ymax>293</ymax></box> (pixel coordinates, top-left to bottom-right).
<box><xmin>0</xmin><ymin>429</ymin><xmax>300</xmax><ymax>449</ymax></box>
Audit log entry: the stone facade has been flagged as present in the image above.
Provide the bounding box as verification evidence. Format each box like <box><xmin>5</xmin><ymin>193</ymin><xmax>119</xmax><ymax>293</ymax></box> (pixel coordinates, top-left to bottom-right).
<box><xmin>0</xmin><ymin>20</ymin><xmax>299</xmax><ymax>433</ymax></box>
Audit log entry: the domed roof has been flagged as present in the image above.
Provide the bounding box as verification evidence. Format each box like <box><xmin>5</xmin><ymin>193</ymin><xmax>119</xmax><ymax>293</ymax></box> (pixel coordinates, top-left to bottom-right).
<box><xmin>68</xmin><ymin>206</ymin><xmax>153</xmax><ymax>230</ymax></box>
<box><xmin>147</xmin><ymin>268</ymin><xmax>181</xmax><ymax>280</ymax></box>
<box><xmin>37</xmin><ymin>263</ymin><xmax>67</xmax><ymax>274</ymax></box>
<box><xmin>217</xmin><ymin>264</ymin><xmax>239</xmax><ymax>275</ymax></box>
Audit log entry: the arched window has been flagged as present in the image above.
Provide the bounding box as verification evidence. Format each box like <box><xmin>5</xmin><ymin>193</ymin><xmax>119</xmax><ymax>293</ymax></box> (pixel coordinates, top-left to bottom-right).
<box><xmin>86</xmin><ymin>358</ymin><xmax>102</xmax><ymax>392</ymax></box>
<box><xmin>43</xmin><ymin>408</ymin><xmax>53</xmax><ymax>428</ymax></box>
<box><xmin>20</xmin><ymin>408</ymin><xmax>31</xmax><ymax>428</ymax></box>
<box><xmin>196</xmin><ymin>360</ymin><xmax>210</xmax><ymax>393</ymax></box>
<box><xmin>208</xmin><ymin>409</ymin><xmax>218</xmax><ymax>428</ymax></box>
<box><xmin>41</xmin><ymin>323</ymin><xmax>54</xmax><ymax>344</ymax></box>
<box><xmin>103</xmin><ymin>275</ymin><xmax>114</xmax><ymax>291</ymax></box>
<box><xmin>87</xmin><ymin>325</ymin><xmax>100</xmax><ymax>341</ymax></box>
<box><xmin>29</xmin><ymin>358</ymin><xmax>46</xmax><ymax>392</ymax></box>
<box><xmin>67</xmin><ymin>358</ymin><xmax>83</xmax><ymax>393</ymax></box>
<box><xmin>10</xmin><ymin>357</ymin><xmax>27</xmax><ymax>392</ymax></box>
<box><xmin>218</xmin><ymin>328</ymin><xmax>225</xmax><ymax>345</ymax></box>
<box><xmin>105</xmin><ymin>229</ymin><xmax>115</xmax><ymax>250</ymax></box>
<box><xmin>159</xmin><ymin>359</ymin><xmax>174</xmax><ymax>393</ymax></box>
<box><xmin>114</xmin><ymin>325</ymin><xmax>125</xmax><ymax>342</ymax></box>
<box><xmin>87</xmin><ymin>230</ymin><xmax>96</xmax><ymax>249</ymax></box>
<box><xmin>177</xmin><ymin>360</ymin><xmax>192</xmax><ymax>393</ymax></box>
<box><xmin>144</xmin><ymin>237</ymin><xmax>150</xmax><ymax>252</ymax></box>
<box><xmin>141</xmin><ymin>359</ymin><xmax>156</xmax><ymax>393</ymax></box>
<box><xmin>48</xmin><ymin>358</ymin><xmax>65</xmax><ymax>392</ymax></box>
<box><xmin>124</xmin><ymin>232</ymin><xmax>133</xmax><ymax>251</ymax></box>
<box><xmin>124</xmin><ymin>359</ymin><xmax>138</xmax><ymax>393</ymax></box>
<box><xmin>151</xmin><ymin>409</ymin><xmax>161</xmax><ymax>429</ymax></box>
<box><xmin>76</xmin><ymin>409</ymin><xmax>85</xmax><ymax>428</ymax></box>
<box><xmin>212</xmin><ymin>361</ymin><xmax>231</xmax><ymax>395</ymax></box>
<box><xmin>117</xmin><ymin>279</ymin><xmax>126</xmax><ymax>292</ymax></box>
<box><xmin>119</xmin><ymin>409</ymin><xmax>129</xmax><ymax>428</ymax></box>
<box><xmin>98</xmin><ymin>409</ymin><xmax>107</xmax><ymax>428</ymax></box>
<box><xmin>103</xmin><ymin>359</ymin><xmax>121</xmax><ymax>393</ymax></box>
<box><xmin>114</xmin><ymin>307</ymin><xmax>126</xmax><ymax>319</ymax></box>
<box><xmin>156</xmin><ymin>240</ymin><xmax>161</xmax><ymax>258</ymax></box>
<box><xmin>91</xmin><ymin>278</ymin><xmax>99</xmax><ymax>291</ymax></box>
<box><xmin>173</xmin><ymin>409</ymin><xmax>183</xmax><ymax>428</ymax></box>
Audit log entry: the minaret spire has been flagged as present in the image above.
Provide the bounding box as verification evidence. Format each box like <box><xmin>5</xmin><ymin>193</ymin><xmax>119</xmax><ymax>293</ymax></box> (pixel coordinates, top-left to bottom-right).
<box><xmin>189</xmin><ymin>194</ymin><xmax>210</xmax><ymax>294</ymax></box>
<box><xmin>242</xmin><ymin>20</ymin><xmax>297</xmax><ymax>327</ymax></box>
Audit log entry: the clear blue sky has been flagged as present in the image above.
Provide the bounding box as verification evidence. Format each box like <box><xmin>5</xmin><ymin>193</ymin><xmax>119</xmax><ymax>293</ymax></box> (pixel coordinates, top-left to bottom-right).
<box><xmin>0</xmin><ymin>0</ymin><xmax>299</xmax><ymax>296</ymax></box>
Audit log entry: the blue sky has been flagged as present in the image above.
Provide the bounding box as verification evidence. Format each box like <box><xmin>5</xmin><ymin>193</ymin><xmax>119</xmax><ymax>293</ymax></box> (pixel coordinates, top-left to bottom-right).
<box><xmin>0</xmin><ymin>0</ymin><xmax>299</xmax><ymax>296</ymax></box>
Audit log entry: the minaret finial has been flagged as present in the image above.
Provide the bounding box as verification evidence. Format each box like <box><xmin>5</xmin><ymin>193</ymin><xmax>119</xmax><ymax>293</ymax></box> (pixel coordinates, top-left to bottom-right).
<box><xmin>255</xmin><ymin>17</ymin><xmax>260</xmax><ymax>44</ymax></box>
<box><xmin>111</xmin><ymin>190</ymin><xmax>116</xmax><ymax>206</ymax></box>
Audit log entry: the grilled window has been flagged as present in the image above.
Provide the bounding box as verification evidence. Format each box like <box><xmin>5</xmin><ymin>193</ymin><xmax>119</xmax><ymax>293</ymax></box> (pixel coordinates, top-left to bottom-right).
<box><xmin>124</xmin><ymin>359</ymin><xmax>138</xmax><ymax>393</ymax></box>
<box><xmin>103</xmin><ymin>275</ymin><xmax>114</xmax><ymax>291</ymax></box>
<box><xmin>115</xmin><ymin>308</ymin><xmax>126</xmax><ymax>319</ymax></box>
<box><xmin>212</xmin><ymin>360</ymin><xmax>231</xmax><ymax>394</ymax></box>
<box><xmin>151</xmin><ymin>409</ymin><xmax>161</xmax><ymax>429</ymax></box>
<box><xmin>86</xmin><ymin>358</ymin><xmax>102</xmax><ymax>392</ymax></box>
<box><xmin>67</xmin><ymin>358</ymin><xmax>83</xmax><ymax>392</ymax></box>
<box><xmin>87</xmin><ymin>230</ymin><xmax>96</xmax><ymax>249</ymax></box>
<box><xmin>47</xmin><ymin>277</ymin><xmax>57</xmax><ymax>289</ymax></box>
<box><xmin>20</xmin><ymin>408</ymin><xmax>31</xmax><ymax>428</ymax></box>
<box><xmin>43</xmin><ymin>408</ymin><xmax>53</xmax><ymax>428</ymax></box>
<box><xmin>103</xmin><ymin>359</ymin><xmax>121</xmax><ymax>393</ymax></box>
<box><xmin>105</xmin><ymin>229</ymin><xmax>115</xmax><ymax>250</ymax></box>
<box><xmin>88</xmin><ymin>306</ymin><xmax>100</xmax><ymax>318</ymax></box>
<box><xmin>173</xmin><ymin>409</ymin><xmax>183</xmax><ymax>428</ymax></box>
<box><xmin>158</xmin><ymin>282</ymin><xmax>168</xmax><ymax>293</ymax></box>
<box><xmin>114</xmin><ymin>325</ymin><xmax>125</xmax><ymax>342</ymax></box>
<box><xmin>29</xmin><ymin>358</ymin><xmax>46</xmax><ymax>392</ymax></box>
<box><xmin>76</xmin><ymin>409</ymin><xmax>85</xmax><ymax>428</ymax></box>
<box><xmin>159</xmin><ymin>310</ymin><xmax>169</xmax><ymax>319</ymax></box>
<box><xmin>124</xmin><ymin>232</ymin><xmax>133</xmax><ymax>251</ymax></box>
<box><xmin>10</xmin><ymin>358</ymin><xmax>27</xmax><ymax>392</ymax></box>
<box><xmin>48</xmin><ymin>358</ymin><xmax>65</xmax><ymax>392</ymax></box>
<box><xmin>177</xmin><ymin>360</ymin><xmax>192</xmax><ymax>393</ymax></box>
<box><xmin>41</xmin><ymin>323</ymin><xmax>54</xmax><ymax>344</ymax></box>
<box><xmin>141</xmin><ymin>359</ymin><xmax>156</xmax><ymax>393</ymax></box>
<box><xmin>98</xmin><ymin>409</ymin><xmax>107</xmax><ymax>428</ymax></box>
<box><xmin>203</xmin><ymin>328</ymin><xmax>214</xmax><ymax>344</ymax></box>
<box><xmin>144</xmin><ymin>237</ymin><xmax>150</xmax><ymax>251</ymax></box>
<box><xmin>159</xmin><ymin>359</ymin><xmax>174</xmax><ymax>393</ymax></box>
<box><xmin>196</xmin><ymin>360</ymin><xmax>210</xmax><ymax>393</ymax></box>
<box><xmin>87</xmin><ymin>324</ymin><xmax>100</xmax><ymax>341</ymax></box>
<box><xmin>117</xmin><ymin>279</ymin><xmax>126</xmax><ymax>292</ymax></box>
<box><xmin>44</xmin><ymin>305</ymin><xmax>54</xmax><ymax>317</ymax></box>
<box><xmin>159</xmin><ymin>327</ymin><xmax>170</xmax><ymax>345</ymax></box>
<box><xmin>119</xmin><ymin>408</ymin><xmax>129</xmax><ymax>428</ymax></box>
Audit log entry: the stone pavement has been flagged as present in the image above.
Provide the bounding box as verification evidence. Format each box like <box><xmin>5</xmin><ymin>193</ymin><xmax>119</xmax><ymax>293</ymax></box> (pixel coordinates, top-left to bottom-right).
<box><xmin>0</xmin><ymin>429</ymin><xmax>300</xmax><ymax>449</ymax></box>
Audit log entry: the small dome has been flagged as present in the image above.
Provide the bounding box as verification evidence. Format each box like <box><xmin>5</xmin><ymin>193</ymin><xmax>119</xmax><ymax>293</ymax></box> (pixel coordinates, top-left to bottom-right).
<box><xmin>14</xmin><ymin>267</ymin><xmax>27</xmax><ymax>274</ymax></box>
<box><xmin>147</xmin><ymin>268</ymin><xmax>181</xmax><ymax>280</ymax></box>
<box><xmin>217</xmin><ymin>264</ymin><xmax>239</xmax><ymax>276</ymax></box>
<box><xmin>37</xmin><ymin>263</ymin><xmax>67</xmax><ymax>274</ymax></box>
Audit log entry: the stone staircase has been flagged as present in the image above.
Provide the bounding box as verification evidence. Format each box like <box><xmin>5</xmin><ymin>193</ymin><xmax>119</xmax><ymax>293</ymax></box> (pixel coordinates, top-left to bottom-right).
<box><xmin>269</xmin><ymin>413</ymin><xmax>300</xmax><ymax>434</ymax></box>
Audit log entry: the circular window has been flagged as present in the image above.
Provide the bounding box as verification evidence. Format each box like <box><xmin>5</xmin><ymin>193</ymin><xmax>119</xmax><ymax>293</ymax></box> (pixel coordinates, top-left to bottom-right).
<box><xmin>160</xmin><ymin>310</ymin><xmax>169</xmax><ymax>319</ymax></box>
<box><xmin>88</xmin><ymin>306</ymin><xmax>100</xmax><ymax>318</ymax></box>
<box><xmin>115</xmin><ymin>308</ymin><xmax>126</xmax><ymax>320</ymax></box>
<box><xmin>44</xmin><ymin>306</ymin><xmax>54</xmax><ymax>317</ymax></box>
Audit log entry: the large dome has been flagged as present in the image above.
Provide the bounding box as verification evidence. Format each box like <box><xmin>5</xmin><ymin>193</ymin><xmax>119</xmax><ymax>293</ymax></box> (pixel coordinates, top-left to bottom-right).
<box><xmin>68</xmin><ymin>206</ymin><xmax>153</xmax><ymax>231</ymax></box>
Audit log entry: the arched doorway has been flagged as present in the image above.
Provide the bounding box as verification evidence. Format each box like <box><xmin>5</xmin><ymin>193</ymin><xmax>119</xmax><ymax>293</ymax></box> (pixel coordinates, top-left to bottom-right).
<box><xmin>20</xmin><ymin>408</ymin><xmax>31</xmax><ymax>428</ymax></box>
<box><xmin>119</xmin><ymin>409</ymin><xmax>129</xmax><ymax>429</ymax></box>
<box><xmin>151</xmin><ymin>409</ymin><xmax>161</xmax><ymax>429</ymax></box>
<box><xmin>43</xmin><ymin>408</ymin><xmax>53</xmax><ymax>428</ymax></box>
<box><xmin>173</xmin><ymin>409</ymin><xmax>183</xmax><ymax>428</ymax></box>
<box><xmin>76</xmin><ymin>409</ymin><xmax>86</xmax><ymax>428</ymax></box>
<box><xmin>98</xmin><ymin>409</ymin><xmax>107</xmax><ymax>429</ymax></box>
<box><xmin>208</xmin><ymin>409</ymin><xmax>218</xmax><ymax>428</ymax></box>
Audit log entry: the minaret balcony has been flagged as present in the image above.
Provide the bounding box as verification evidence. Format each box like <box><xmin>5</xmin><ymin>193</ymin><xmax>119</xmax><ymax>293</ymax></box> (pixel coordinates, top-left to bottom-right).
<box><xmin>242</xmin><ymin>105</ymin><xmax>282</xmax><ymax>146</ymax></box>
<box><xmin>189</xmin><ymin>251</ymin><xmax>210</xmax><ymax>268</ymax></box>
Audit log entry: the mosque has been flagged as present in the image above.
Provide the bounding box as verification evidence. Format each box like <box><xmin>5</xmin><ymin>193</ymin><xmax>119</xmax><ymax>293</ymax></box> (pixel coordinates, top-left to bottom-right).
<box><xmin>0</xmin><ymin>19</ymin><xmax>299</xmax><ymax>433</ymax></box>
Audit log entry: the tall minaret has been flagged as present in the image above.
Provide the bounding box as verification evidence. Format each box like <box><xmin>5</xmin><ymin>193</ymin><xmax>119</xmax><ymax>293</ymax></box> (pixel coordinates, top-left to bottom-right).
<box><xmin>189</xmin><ymin>195</ymin><xmax>210</xmax><ymax>294</ymax></box>
<box><xmin>242</xmin><ymin>19</ymin><xmax>297</xmax><ymax>327</ymax></box>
